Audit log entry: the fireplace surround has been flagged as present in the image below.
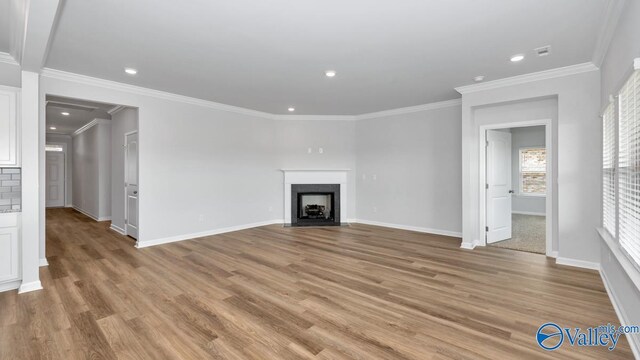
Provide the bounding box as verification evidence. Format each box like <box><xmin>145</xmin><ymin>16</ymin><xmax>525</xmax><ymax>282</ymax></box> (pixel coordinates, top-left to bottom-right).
<box><xmin>281</xmin><ymin>169</ymin><xmax>349</xmax><ymax>226</ymax></box>
<box><xmin>291</xmin><ymin>184</ymin><xmax>340</xmax><ymax>226</ymax></box>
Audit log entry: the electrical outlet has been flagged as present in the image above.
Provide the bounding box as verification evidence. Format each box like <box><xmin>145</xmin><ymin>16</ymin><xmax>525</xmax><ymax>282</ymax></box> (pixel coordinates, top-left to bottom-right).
<box><xmin>372</xmin><ymin>174</ymin><xmax>377</xmax><ymax>181</ymax></box>
<box><xmin>268</xmin><ymin>206</ymin><xmax>273</xmax><ymax>212</ymax></box>
<box><xmin>307</xmin><ymin>147</ymin><xmax>312</xmax><ymax>154</ymax></box>
<box><xmin>362</xmin><ymin>174</ymin><xmax>367</xmax><ymax>180</ymax></box>
<box><xmin>318</xmin><ymin>147</ymin><xmax>324</xmax><ymax>154</ymax></box>
<box><xmin>198</xmin><ymin>214</ymin><xmax>205</xmax><ymax>222</ymax></box>
<box><xmin>373</xmin><ymin>206</ymin><xmax>377</xmax><ymax>213</ymax></box>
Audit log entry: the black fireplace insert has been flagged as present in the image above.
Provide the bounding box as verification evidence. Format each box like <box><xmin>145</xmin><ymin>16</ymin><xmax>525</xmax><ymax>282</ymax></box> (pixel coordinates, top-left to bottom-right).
<box><xmin>291</xmin><ymin>184</ymin><xmax>340</xmax><ymax>226</ymax></box>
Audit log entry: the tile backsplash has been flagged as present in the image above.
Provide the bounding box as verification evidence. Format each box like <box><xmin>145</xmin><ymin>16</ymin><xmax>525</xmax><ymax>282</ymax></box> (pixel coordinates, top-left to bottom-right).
<box><xmin>0</xmin><ymin>168</ymin><xmax>21</xmax><ymax>212</ymax></box>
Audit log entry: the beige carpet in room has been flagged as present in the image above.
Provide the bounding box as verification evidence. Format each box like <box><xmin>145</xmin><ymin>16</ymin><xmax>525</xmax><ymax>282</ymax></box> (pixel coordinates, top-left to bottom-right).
<box><xmin>490</xmin><ymin>214</ymin><xmax>546</xmax><ymax>254</ymax></box>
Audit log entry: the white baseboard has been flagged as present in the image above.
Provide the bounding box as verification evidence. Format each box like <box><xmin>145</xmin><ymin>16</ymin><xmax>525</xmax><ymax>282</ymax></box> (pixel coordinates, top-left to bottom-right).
<box><xmin>549</xmin><ymin>250</ymin><xmax>558</xmax><ymax>258</ymax></box>
<box><xmin>136</xmin><ymin>219</ymin><xmax>285</xmax><ymax>249</ymax></box>
<box><xmin>556</xmin><ymin>257</ymin><xmax>600</xmax><ymax>270</ymax></box>
<box><xmin>18</xmin><ymin>280</ymin><xmax>43</xmax><ymax>294</ymax></box>
<box><xmin>353</xmin><ymin>219</ymin><xmax>462</xmax><ymax>238</ymax></box>
<box><xmin>39</xmin><ymin>258</ymin><xmax>49</xmax><ymax>267</ymax></box>
<box><xmin>72</xmin><ymin>206</ymin><xmax>111</xmax><ymax>222</ymax></box>
<box><xmin>72</xmin><ymin>206</ymin><xmax>99</xmax><ymax>221</ymax></box>
<box><xmin>600</xmin><ymin>267</ymin><xmax>640</xmax><ymax>359</ymax></box>
<box><xmin>0</xmin><ymin>280</ymin><xmax>21</xmax><ymax>292</ymax></box>
<box><xmin>110</xmin><ymin>224</ymin><xmax>126</xmax><ymax>235</ymax></box>
<box><xmin>460</xmin><ymin>241</ymin><xmax>477</xmax><ymax>250</ymax></box>
<box><xmin>512</xmin><ymin>210</ymin><xmax>545</xmax><ymax>216</ymax></box>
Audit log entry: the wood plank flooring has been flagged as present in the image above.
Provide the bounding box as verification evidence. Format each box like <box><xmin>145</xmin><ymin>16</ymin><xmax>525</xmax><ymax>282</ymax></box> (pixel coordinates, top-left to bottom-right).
<box><xmin>0</xmin><ymin>208</ymin><xmax>633</xmax><ymax>359</ymax></box>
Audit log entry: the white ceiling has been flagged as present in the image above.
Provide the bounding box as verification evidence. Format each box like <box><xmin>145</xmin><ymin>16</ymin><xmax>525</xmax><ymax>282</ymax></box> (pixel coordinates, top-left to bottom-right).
<box><xmin>0</xmin><ymin>0</ymin><xmax>10</xmax><ymax>53</ymax></box>
<box><xmin>46</xmin><ymin>96</ymin><xmax>118</xmax><ymax>135</ymax></box>
<box><xmin>43</xmin><ymin>0</ymin><xmax>611</xmax><ymax>115</ymax></box>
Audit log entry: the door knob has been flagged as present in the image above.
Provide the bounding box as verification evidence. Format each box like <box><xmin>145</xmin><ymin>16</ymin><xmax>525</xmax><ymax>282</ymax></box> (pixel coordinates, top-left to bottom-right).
<box><xmin>133</xmin><ymin>191</ymin><xmax>138</xmax><ymax>195</ymax></box>
<box><xmin>508</xmin><ymin>190</ymin><xmax>514</xmax><ymax>194</ymax></box>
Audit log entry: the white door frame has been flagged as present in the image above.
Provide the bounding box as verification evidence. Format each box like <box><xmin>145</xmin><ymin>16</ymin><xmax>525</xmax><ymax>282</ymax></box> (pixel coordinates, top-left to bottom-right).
<box><xmin>478</xmin><ymin>119</ymin><xmax>553</xmax><ymax>256</ymax></box>
<box><xmin>124</xmin><ymin>130</ymin><xmax>138</xmax><ymax>241</ymax></box>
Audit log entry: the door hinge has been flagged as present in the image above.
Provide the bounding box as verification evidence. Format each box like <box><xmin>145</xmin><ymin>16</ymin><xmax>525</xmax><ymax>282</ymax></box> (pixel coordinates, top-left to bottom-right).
<box><xmin>485</xmin><ymin>226</ymin><xmax>489</xmax><ymax>232</ymax></box>
<box><xmin>486</xmin><ymin>140</ymin><xmax>489</xmax><ymax>147</ymax></box>
<box><xmin>485</xmin><ymin>183</ymin><xmax>489</xmax><ymax>189</ymax></box>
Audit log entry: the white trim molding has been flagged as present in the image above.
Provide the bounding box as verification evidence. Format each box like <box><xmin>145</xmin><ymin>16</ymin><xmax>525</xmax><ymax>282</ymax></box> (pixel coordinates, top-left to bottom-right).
<box><xmin>355</xmin><ymin>219</ymin><xmax>462</xmax><ymax>238</ymax></box>
<box><xmin>136</xmin><ymin>219</ymin><xmax>284</xmax><ymax>248</ymax></box>
<box><xmin>635</xmin><ymin>58</ymin><xmax>640</xmax><ymax>71</ymax></box>
<box><xmin>592</xmin><ymin>0</ymin><xmax>627</xmax><ymax>67</ymax></box>
<box><xmin>355</xmin><ymin>98</ymin><xmax>462</xmax><ymax>120</ymax></box>
<box><xmin>72</xmin><ymin>118</ymin><xmax>109</xmax><ymax>137</ymax></box>
<box><xmin>110</xmin><ymin>224</ymin><xmax>126</xmax><ymax>235</ymax></box>
<box><xmin>0</xmin><ymin>280</ymin><xmax>21</xmax><ymax>292</ymax></box>
<box><xmin>18</xmin><ymin>280</ymin><xmax>43</xmax><ymax>294</ymax></box>
<box><xmin>455</xmin><ymin>62</ymin><xmax>599</xmax><ymax>94</ymax></box>
<box><xmin>600</xmin><ymin>268</ymin><xmax>640</xmax><ymax>358</ymax></box>
<box><xmin>39</xmin><ymin>258</ymin><xmax>49</xmax><ymax>267</ymax></box>
<box><xmin>0</xmin><ymin>52</ymin><xmax>19</xmax><ymax>66</ymax></box>
<box><xmin>72</xmin><ymin>206</ymin><xmax>111</xmax><ymax>222</ymax></box>
<box><xmin>556</xmin><ymin>257</ymin><xmax>600</xmax><ymax>271</ymax></box>
<box><xmin>460</xmin><ymin>240</ymin><xmax>479</xmax><ymax>250</ymax></box>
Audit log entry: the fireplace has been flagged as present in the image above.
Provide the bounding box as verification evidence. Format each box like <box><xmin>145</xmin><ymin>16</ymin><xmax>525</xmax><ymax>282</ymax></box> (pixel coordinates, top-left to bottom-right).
<box><xmin>291</xmin><ymin>184</ymin><xmax>340</xmax><ymax>226</ymax></box>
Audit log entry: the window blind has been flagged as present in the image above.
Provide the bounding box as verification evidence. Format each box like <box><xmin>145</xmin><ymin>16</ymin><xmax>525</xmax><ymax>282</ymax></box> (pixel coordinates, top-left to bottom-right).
<box><xmin>618</xmin><ymin>69</ymin><xmax>640</xmax><ymax>266</ymax></box>
<box><xmin>603</xmin><ymin>103</ymin><xmax>616</xmax><ymax>236</ymax></box>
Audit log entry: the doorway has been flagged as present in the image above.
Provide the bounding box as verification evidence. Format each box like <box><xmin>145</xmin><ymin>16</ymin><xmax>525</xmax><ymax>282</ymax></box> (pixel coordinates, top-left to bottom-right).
<box><xmin>482</xmin><ymin>122</ymin><xmax>551</xmax><ymax>255</ymax></box>
<box><xmin>45</xmin><ymin>148</ymin><xmax>65</xmax><ymax>208</ymax></box>
<box><xmin>124</xmin><ymin>131</ymin><xmax>138</xmax><ymax>239</ymax></box>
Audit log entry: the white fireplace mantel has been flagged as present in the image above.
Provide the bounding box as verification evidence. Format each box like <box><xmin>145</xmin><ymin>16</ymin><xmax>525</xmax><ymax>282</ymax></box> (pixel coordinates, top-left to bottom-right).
<box><xmin>281</xmin><ymin>169</ymin><xmax>349</xmax><ymax>224</ymax></box>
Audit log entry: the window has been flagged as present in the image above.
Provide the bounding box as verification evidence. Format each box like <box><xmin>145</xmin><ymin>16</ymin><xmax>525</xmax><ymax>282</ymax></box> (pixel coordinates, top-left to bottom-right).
<box><xmin>519</xmin><ymin>147</ymin><xmax>546</xmax><ymax>195</ymax></box>
<box><xmin>602</xmin><ymin>64</ymin><xmax>640</xmax><ymax>269</ymax></box>
<box><xmin>602</xmin><ymin>103</ymin><xmax>616</xmax><ymax>237</ymax></box>
<box><xmin>618</xmin><ymin>69</ymin><xmax>640</xmax><ymax>266</ymax></box>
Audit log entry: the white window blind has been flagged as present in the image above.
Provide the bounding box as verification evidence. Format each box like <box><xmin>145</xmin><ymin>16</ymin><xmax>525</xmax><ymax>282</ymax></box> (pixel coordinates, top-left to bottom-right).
<box><xmin>603</xmin><ymin>103</ymin><xmax>616</xmax><ymax>236</ymax></box>
<box><xmin>618</xmin><ymin>69</ymin><xmax>640</xmax><ymax>266</ymax></box>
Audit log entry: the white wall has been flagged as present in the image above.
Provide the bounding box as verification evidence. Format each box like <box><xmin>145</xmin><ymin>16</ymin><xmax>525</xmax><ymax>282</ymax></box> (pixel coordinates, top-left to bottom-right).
<box><xmin>598</xmin><ymin>0</ymin><xmax>640</xmax><ymax>356</ymax></box>
<box><xmin>0</xmin><ymin>61</ymin><xmax>21</xmax><ymax>88</ymax></box>
<box><xmin>461</xmin><ymin>71</ymin><xmax>599</xmax><ymax>264</ymax></box>
<box><xmin>356</xmin><ymin>104</ymin><xmax>462</xmax><ymax>236</ymax></box>
<box><xmin>45</xmin><ymin>133</ymin><xmax>72</xmax><ymax>206</ymax></box>
<box><xmin>274</xmin><ymin>120</ymin><xmax>357</xmax><ymax>219</ymax></box>
<box><xmin>510</xmin><ymin>126</ymin><xmax>546</xmax><ymax>215</ymax></box>
<box><xmin>72</xmin><ymin>120</ymin><xmax>111</xmax><ymax>220</ymax></box>
<box><xmin>110</xmin><ymin>108</ymin><xmax>138</xmax><ymax>233</ymax></box>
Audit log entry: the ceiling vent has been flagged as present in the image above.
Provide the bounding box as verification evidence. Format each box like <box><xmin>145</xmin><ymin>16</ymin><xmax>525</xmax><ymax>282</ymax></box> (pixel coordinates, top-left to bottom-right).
<box><xmin>535</xmin><ymin>46</ymin><xmax>551</xmax><ymax>57</ymax></box>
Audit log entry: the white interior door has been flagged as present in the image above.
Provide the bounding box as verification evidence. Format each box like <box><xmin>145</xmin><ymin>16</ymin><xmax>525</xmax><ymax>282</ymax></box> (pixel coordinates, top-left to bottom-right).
<box><xmin>486</xmin><ymin>130</ymin><xmax>512</xmax><ymax>243</ymax></box>
<box><xmin>125</xmin><ymin>132</ymin><xmax>138</xmax><ymax>239</ymax></box>
<box><xmin>45</xmin><ymin>152</ymin><xmax>65</xmax><ymax>208</ymax></box>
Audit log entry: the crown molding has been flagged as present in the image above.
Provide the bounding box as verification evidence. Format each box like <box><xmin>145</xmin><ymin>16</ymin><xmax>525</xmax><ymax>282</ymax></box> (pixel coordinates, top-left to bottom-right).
<box><xmin>0</xmin><ymin>52</ymin><xmax>18</xmax><ymax>66</ymax></box>
<box><xmin>592</xmin><ymin>0</ymin><xmax>626</xmax><ymax>67</ymax></box>
<box><xmin>41</xmin><ymin>68</ymin><xmax>276</xmax><ymax>120</ymax></box>
<box><xmin>455</xmin><ymin>62</ymin><xmax>599</xmax><ymax>95</ymax></box>
<box><xmin>72</xmin><ymin>118</ymin><xmax>109</xmax><ymax>137</ymax></box>
<box><xmin>107</xmin><ymin>105</ymin><xmax>127</xmax><ymax>115</ymax></box>
<box><xmin>273</xmin><ymin>114</ymin><xmax>356</xmax><ymax>121</ymax></box>
<box><xmin>355</xmin><ymin>98</ymin><xmax>462</xmax><ymax>120</ymax></box>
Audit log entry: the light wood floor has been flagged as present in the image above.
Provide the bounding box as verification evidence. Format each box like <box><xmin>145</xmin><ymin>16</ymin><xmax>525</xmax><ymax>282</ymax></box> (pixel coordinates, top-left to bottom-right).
<box><xmin>0</xmin><ymin>208</ymin><xmax>633</xmax><ymax>359</ymax></box>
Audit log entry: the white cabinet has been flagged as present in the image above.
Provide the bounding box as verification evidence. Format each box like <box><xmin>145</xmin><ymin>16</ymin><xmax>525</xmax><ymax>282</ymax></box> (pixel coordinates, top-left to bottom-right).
<box><xmin>0</xmin><ymin>213</ymin><xmax>20</xmax><ymax>291</ymax></box>
<box><xmin>0</xmin><ymin>87</ymin><xmax>19</xmax><ymax>166</ymax></box>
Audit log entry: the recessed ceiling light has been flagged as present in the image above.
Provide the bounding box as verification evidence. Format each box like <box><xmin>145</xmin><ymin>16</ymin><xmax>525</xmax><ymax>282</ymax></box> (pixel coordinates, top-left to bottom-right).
<box><xmin>325</xmin><ymin>70</ymin><xmax>336</xmax><ymax>77</ymax></box>
<box><xmin>510</xmin><ymin>54</ymin><xmax>525</xmax><ymax>62</ymax></box>
<box><xmin>288</xmin><ymin>107</ymin><xmax>295</xmax><ymax>112</ymax></box>
<box><xmin>61</xmin><ymin>112</ymin><xmax>70</xmax><ymax>116</ymax></box>
<box><xmin>49</xmin><ymin>126</ymin><xmax>56</xmax><ymax>130</ymax></box>
<box><xmin>124</xmin><ymin>68</ymin><xmax>138</xmax><ymax>75</ymax></box>
<box><xmin>474</xmin><ymin>75</ymin><xmax>485</xmax><ymax>82</ymax></box>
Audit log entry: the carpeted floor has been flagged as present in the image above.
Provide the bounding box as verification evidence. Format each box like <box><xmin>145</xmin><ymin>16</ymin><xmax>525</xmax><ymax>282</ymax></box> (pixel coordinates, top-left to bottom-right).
<box><xmin>489</xmin><ymin>214</ymin><xmax>546</xmax><ymax>254</ymax></box>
